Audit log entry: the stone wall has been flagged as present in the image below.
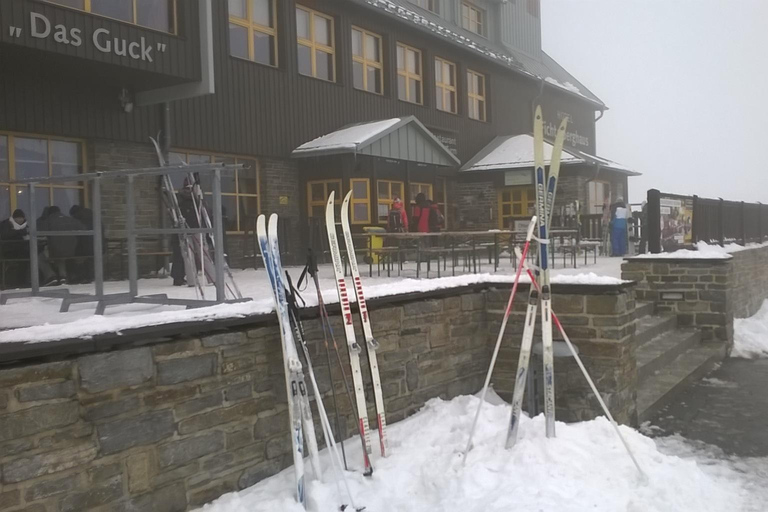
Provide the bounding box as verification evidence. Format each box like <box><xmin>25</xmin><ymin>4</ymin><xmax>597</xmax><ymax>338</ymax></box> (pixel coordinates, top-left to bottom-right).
<box><xmin>0</xmin><ymin>283</ymin><xmax>637</xmax><ymax>511</ymax></box>
<box><xmin>621</xmin><ymin>245</ymin><xmax>768</xmax><ymax>348</ymax></box>
<box><xmin>490</xmin><ymin>285</ymin><xmax>638</xmax><ymax>425</ymax></box>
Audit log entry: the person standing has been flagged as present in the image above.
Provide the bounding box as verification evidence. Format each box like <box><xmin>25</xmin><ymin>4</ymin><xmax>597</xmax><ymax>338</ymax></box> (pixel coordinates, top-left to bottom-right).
<box><xmin>411</xmin><ymin>193</ymin><xmax>427</xmax><ymax>233</ymax></box>
<box><xmin>0</xmin><ymin>209</ymin><xmax>57</xmax><ymax>286</ymax></box>
<box><xmin>70</xmin><ymin>205</ymin><xmax>95</xmax><ymax>283</ymax></box>
<box><xmin>387</xmin><ymin>197</ymin><xmax>408</xmax><ymax>233</ymax></box>
<box><xmin>43</xmin><ymin>206</ymin><xmax>85</xmax><ymax>284</ymax></box>
<box><xmin>611</xmin><ymin>198</ymin><xmax>628</xmax><ymax>257</ymax></box>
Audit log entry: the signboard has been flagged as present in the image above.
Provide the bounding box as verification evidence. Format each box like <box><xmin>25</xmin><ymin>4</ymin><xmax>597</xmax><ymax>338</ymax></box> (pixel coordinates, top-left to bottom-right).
<box><xmin>659</xmin><ymin>196</ymin><xmax>693</xmax><ymax>251</ymax></box>
<box><xmin>504</xmin><ymin>170</ymin><xmax>533</xmax><ymax>186</ymax></box>
<box><xmin>429</xmin><ymin>128</ymin><xmax>459</xmax><ymax>156</ymax></box>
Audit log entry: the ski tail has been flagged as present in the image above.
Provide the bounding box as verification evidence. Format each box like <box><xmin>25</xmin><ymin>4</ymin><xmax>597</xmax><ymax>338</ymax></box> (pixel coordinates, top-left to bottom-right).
<box><xmin>340</xmin><ymin>190</ymin><xmax>388</xmax><ymax>457</ymax></box>
<box><xmin>506</xmin><ymin>286</ymin><xmax>539</xmax><ymax>448</ymax></box>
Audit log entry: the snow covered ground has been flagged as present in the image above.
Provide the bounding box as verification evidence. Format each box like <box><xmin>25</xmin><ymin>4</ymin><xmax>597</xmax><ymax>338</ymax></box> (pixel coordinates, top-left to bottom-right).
<box><xmin>0</xmin><ymin>256</ymin><xmax>624</xmax><ymax>343</ymax></box>
<box><xmin>732</xmin><ymin>299</ymin><xmax>768</xmax><ymax>358</ymax></box>
<box><xmin>194</xmin><ymin>393</ymin><xmax>767</xmax><ymax>512</ymax></box>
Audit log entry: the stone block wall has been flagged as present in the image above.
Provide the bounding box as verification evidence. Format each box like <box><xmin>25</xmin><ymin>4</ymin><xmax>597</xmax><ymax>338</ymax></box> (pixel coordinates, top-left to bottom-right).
<box><xmin>622</xmin><ymin>244</ymin><xmax>768</xmax><ymax>348</ymax></box>
<box><xmin>489</xmin><ymin>285</ymin><xmax>638</xmax><ymax>425</ymax></box>
<box><xmin>622</xmin><ymin>259</ymin><xmax>732</xmax><ymax>345</ymax></box>
<box><xmin>0</xmin><ymin>283</ymin><xmax>638</xmax><ymax>511</ymax></box>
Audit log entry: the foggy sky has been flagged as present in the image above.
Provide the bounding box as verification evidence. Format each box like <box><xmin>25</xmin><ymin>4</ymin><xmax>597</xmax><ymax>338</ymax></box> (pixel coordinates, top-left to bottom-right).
<box><xmin>541</xmin><ymin>0</ymin><xmax>768</xmax><ymax>203</ymax></box>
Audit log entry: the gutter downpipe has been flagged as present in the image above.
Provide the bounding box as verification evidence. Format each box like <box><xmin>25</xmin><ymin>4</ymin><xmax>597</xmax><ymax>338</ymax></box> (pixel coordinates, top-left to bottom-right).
<box><xmin>160</xmin><ymin>103</ymin><xmax>172</xmax><ymax>270</ymax></box>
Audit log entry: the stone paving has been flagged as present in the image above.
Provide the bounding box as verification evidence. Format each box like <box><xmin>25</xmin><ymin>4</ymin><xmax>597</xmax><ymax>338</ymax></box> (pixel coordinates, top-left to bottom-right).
<box><xmin>649</xmin><ymin>358</ymin><xmax>768</xmax><ymax>457</ymax></box>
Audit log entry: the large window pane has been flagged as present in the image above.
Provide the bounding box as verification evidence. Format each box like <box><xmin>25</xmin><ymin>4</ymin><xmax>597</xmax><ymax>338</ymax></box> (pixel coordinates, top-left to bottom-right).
<box><xmin>253</xmin><ymin>32</ymin><xmax>275</xmax><ymax>66</ymax></box>
<box><xmin>14</xmin><ymin>138</ymin><xmax>48</xmax><ymax>181</ymax></box>
<box><xmin>352</xmin><ymin>181</ymin><xmax>368</xmax><ymax>199</ymax></box>
<box><xmin>0</xmin><ymin>186</ymin><xmax>9</xmax><ymax>219</ymax></box>
<box><xmin>378</xmin><ymin>181</ymin><xmax>388</xmax><ymax>200</ymax></box>
<box><xmin>16</xmin><ymin>187</ymin><xmax>50</xmax><ymax>220</ymax></box>
<box><xmin>368</xmin><ymin>67</ymin><xmax>381</xmax><ymax>93</ymax></box>
<box><xmin>239</xmin><ymin>196</ymin><xmax>259</xmax><ymax>225</ymax></box>
<box><xmin>296</xmin><ymin>8</ymin><xmax>310</xmax><ymax>39</ymax></box>
<box><xmin>222</xmin><ymin>196</ymin><xmax>237</xmax><ymax>232</ymax></box>
<box><xmin>0</xmin><ymin>136</ymin><xmax>8</xmax><ymax>183</ymax></box>
<box><xmin>365</xmin><ymin>34</ymin><xmax>379</xmax><ymax>61</ymax></box>
<box><xmin>297</xmin><ymin>44</ymin><xmax>312</xmax><ymax>76</ymax></box>
<box><xmin>353</xmin><ymin>61</ymin><xmax>364</xmax><ymax>90</ymax></box>
<box><xmin>314</xmin><ymin>16</ymin><xmax>331</xmax><ymax>46</ymax></box>
<box><xmin>229</xmin><ymin>24</ymin><xmax>249</xmax><ymax>59</ymax></box>
<box><xmin>137</xmin><ymin>0</ymin><xmax>171</xmax><ymax>32</ymax></box>
<box><xmin>53</xmin><ymin>188</ymin><xmax>81</xmax><ymax>216</ymax></box>
<box><xmin>229</xmin><ymin>0</ymin><xmax>247</xmax><ymax>19</ymax></box>
<box><xmin>407</xmin><ymin>49</ymin><xmax>417</xmax><ymax>73</ymax></box>
<box><xmin>315</xmin><ymin>50</ymin><xmax>332</xmax><ymax>81</ymax></box>
<box><xmin>51</xmin><ymin>141</ymin><xmax>81</xmax><ymax>177</ymax></box>
<box><xmin>328</xmin><ymin>181</ymin><xmax>341</xmax><ymax>197</ymax></box>
<box><xmin>352</xmin><ymin>29</ymin><xmax>363</xmax><ymax>58</ymax></box>
<box><xmin>238</xmin><ymin>160</ymin><xmax>258</xmax><ymax>194</ymax></box>
<box><xmin>251</xmin><ymin>0</ymin><xmax>272</xmax><ymax>26</ymax></box>
<box><xmin>91</xmin><ymin>0</ymin><xmax>133</xmax><ymax>23</ymax></box>
<box><xmin>353</xmin><ymin>204</ymin><xmax>368</xmax><ymax>223</ymax></box>
<box><xmin>397</xmin><ymin>76</ymin><xmax>407</xmax><ymax>100</ymax></box>
<box><xmin>311</xmin><ymin>183</ymin><xmax>324</xmax><ymax>202</ymax></box>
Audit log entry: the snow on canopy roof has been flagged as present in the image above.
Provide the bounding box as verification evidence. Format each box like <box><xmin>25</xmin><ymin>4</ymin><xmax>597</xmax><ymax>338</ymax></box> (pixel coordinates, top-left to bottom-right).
<box><xmin>460</xmin><ymin>134</ymin><xmax>641</xmax><ymax>176</ymax></box>
<box><xmin>293</xmin><ymin>118</ymin><xmax>401</xmax><ymax>154</ymax></box>
<box><xmin>350</xmin><ymin>0</ymin><xmax>605</xmax><ymax>108</ymax></box>
<box><xmin>292</xmin><ymin>116</ymin><xmax>460</xmax><ymax>166</ymax></box>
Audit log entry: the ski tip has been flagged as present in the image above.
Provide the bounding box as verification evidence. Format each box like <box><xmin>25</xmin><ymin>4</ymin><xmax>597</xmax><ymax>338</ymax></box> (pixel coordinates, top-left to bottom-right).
<box><xmin>268</xmin><ymin>213</ymin><xmax>278</xmax><ymax>235</ymax></box>
<box><xmin>558</xmin><ymin>115</ymin><xmax>569</xmax><ymax>131</ymax></box>
<box><xmin>327</xmin><ymin>190</ymin><xmax>335</xmax><ymax>206</ymax></box>
<box><xmin>342</xmin><ymin>189</ymin><xmax>353</xmax><ymax>205</ymax></box>
<box><xmin>256</xmin><ymin>214</ymin><xmax>266</xmax><ymax>232</ymax></box>
<box><xmin>534</xmin><ymin>104</ymin><xmax>542</xmax><ymax>120</ymax></box>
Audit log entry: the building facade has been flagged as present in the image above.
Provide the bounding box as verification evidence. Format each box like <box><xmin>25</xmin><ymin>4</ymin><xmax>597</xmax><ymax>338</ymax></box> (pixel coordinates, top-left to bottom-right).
<box><xmin>0</xmin><ymin>0</ymin><xmax>637</xmax><ymax>269</ymax></box>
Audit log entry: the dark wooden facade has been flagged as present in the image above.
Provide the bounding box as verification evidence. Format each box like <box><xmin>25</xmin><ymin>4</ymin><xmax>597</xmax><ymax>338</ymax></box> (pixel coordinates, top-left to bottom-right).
<box><xmin>0</xmin><ymin>0</ymin><xmax>598</xmax><ymax>162</ymax></box>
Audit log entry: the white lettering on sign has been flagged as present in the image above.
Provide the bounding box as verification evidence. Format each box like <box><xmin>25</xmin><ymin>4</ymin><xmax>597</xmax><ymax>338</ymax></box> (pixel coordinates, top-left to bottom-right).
<box><xmin>22</xmin><ymin>12</ymin><xmax>163</xmax><ymax>62</ymax></box>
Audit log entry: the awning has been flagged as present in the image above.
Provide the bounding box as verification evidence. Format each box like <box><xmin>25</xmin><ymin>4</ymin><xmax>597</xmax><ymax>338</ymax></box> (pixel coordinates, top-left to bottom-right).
<box><xmin>460</xmin><ymin>134</ymin><xmax>641</xmax><ymax>176</ymax></box>
<box><xmin>292</xmin><ymin>116</ymin><xmax>460</xmax><ymax>167</ymax></box>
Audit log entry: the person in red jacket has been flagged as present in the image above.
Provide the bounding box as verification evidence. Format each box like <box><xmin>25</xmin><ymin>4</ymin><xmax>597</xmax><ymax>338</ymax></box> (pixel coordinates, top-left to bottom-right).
<box><xmin>387</xmin><ymin>197</ymin><xmax>408</xmax><ymax>233</ymax></box>
<box><xmin>411</xmin><ymin>193</ymin><xmax>429</xmax><ymax>233</ymax></box>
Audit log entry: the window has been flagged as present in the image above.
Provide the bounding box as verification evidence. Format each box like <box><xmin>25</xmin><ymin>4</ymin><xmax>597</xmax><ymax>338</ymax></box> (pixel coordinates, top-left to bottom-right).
<box><xmin>467</xmin><ymin>70</ymin><xmax>486</xmax><ymax>121</ymax></box>
<box><xmin>0</xmin><ymin>133</ymin><xmax>85</xmax><ymax>220</ymax></box>
<box><xmin>229</xmin><ymin>0</ymin><xmax>278</xmax><ymax>66</ymax></box>
<box><xmin>352</xmin><ymin>27</ymin><xmax>383</xmax><ymax>94</ymax></box>
<box><xmin>350</xmin><ymin>179</ymin><xmax>370</xmax><ymax>224</ymax></box>
<box><xmin>376</xmin><ymin>180</ymin><xmax>404</xmax><ymax>223</ymax></box>
<box><xmin>169</xmin><ymin>151</ymin><xmax>259</xmax><ymax>233</ymax></box>
<box><xmin>409</xmin><ymin>182</ymin><xmax>433</xmax><ymax>205</ymax></box>
<box><xmin>296</xmin><ymin>6</ymin><xmax>335</xmax><ymax>81</ymax></box>
<box><xmin>397</xmin><ymin>43</ymin><xmax>423</xmax><ymax>104</ymax></box>
<box><xmin>435</xmin><ymin>57</ymin><xmax>457</xmax><ymax>114</ymax></box>
<box><xmin>587</xmin><ymin>180</ymin><xmax>611</xmax><ymax>215</ymax></box>
<box><xmin>409</xmin><ymin>0</ymin><xmax>439</xmax><ymax>14</ymax></box>
<box><xmin>498</xmin><ymin>186</ymin><xmax>535</xmax><ymax>229</ymax></box>
<box><xmin>44</xmin><ymin>0</ymin><xmax>176</xmax><ymax>33</ymax></box>
<box><xmin>461</xmin><ymin>2</ymin><xmax>486</xmax><ymax>36</ymax></box>
<box><xmin>307</xmin><ymin>179</ymin><xmax>342</xmax><ymax>219</ymax></box>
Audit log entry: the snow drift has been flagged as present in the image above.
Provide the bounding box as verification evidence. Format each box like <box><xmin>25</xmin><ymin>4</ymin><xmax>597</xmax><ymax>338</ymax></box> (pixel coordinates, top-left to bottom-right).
<box><xmin>194</xmin><ymin>393</ymin><xmax>756</xmax><ymax>512</ymax></box>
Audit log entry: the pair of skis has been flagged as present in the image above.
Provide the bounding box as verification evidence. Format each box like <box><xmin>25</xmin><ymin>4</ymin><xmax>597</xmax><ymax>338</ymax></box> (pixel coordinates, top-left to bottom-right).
<box><xmin>325</xmin><ymin>191</ymin><xmax>388</xmax><ymax>476</ymax></box>
<box><xmin>257</xmin><ymin>214</ymin><xmax>362</xmax><ymax>510</ymax></box>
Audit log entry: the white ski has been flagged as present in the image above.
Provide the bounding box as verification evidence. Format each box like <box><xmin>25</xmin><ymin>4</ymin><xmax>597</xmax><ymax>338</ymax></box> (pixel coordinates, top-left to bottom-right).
<box><xmin>325</xmin><ymin>192</ymin><xmax>375</xmax><ymax>475</ymax></box>
<box><xmin>257</xmin><ymin>214</ymin><xmax>310</xmax><ymax>507</ymax></box>
<box><xmin>340</xmin><ymin>191</ymin><xmax>388</xmax><ymax>458</ymax></box>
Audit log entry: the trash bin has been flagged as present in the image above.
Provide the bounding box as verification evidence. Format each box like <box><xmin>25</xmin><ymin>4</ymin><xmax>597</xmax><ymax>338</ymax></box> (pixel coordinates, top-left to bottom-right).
<box><xmin>363</xmin><ymin>226</ymin><xmax>387</xmax><ymax>264</ymax></box>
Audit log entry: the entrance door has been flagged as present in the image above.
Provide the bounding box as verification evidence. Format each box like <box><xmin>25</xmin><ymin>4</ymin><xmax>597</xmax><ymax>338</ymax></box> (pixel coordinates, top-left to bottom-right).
<box><xmin>498</xmin><ymin>186</ymin><xmax>535</xmax><ymax>229</ymax></box>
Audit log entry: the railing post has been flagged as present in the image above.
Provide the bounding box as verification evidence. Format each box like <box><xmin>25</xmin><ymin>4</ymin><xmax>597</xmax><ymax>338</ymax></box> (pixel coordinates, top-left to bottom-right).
<box><xmin>692</xmin><ymin>195</ymin><xmax>699</xmax><ymax>243</ymax></box>
<box><xmin>717</xmin><ymin>198</ymin><xmax>725</xmax><ymax>247</ymax></box>
<box><xmin>647</xmin><ymin>188</ymin><xmax>661</xmax><ymax>253</ymax></box>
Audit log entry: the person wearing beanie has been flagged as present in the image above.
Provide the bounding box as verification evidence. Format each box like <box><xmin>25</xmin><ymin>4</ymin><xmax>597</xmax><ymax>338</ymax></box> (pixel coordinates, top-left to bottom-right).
<box><xmin>0</xmin><ymin>209</ymin><xmax>57</xmax><ymax>287</ymax></box>
<box><xmin>388</xmin><ymin>197</ymin><xmax>408</xmax><ymax>233</ymax></box>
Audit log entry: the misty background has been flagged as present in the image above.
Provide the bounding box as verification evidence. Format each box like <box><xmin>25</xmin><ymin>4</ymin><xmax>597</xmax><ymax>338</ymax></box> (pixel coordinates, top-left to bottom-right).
<box><xmin>542</xmin><ymin>0</ymin><xmax>768</xmax><ymax>204</ymax></box>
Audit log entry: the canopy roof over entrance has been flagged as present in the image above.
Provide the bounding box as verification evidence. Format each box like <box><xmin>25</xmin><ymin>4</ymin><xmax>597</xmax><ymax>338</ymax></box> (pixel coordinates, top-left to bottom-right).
<box><xmin>291</xmin><ymin>116</ymin><xmax>460</xmax><ymax>167</ymax></box>
<box><xmin>460</xmin><ymin>134</ymin><xmax>641</xmax><ymax>176</ymax></box>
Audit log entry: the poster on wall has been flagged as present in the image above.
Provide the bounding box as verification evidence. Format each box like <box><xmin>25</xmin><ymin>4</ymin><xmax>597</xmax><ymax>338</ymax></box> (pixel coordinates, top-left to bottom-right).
<box><xmin>659</xmin><ymin>196</ymin><xmax>693</xmax><ymax>251</ymax></box>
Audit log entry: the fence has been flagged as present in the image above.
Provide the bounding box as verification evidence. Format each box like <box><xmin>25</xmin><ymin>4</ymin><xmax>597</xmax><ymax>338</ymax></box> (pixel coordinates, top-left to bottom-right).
<box><xmin>647</xmin><ymin>189</ymin><xmax>768</xmax><ymax>253</ymax></box>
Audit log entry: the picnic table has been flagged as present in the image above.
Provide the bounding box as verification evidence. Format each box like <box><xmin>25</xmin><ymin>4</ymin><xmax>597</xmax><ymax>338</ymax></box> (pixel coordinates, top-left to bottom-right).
<box><xmin>349</xmin><ymin>228</ymin><xmax>581</xmax><ymax>278</ymax></box>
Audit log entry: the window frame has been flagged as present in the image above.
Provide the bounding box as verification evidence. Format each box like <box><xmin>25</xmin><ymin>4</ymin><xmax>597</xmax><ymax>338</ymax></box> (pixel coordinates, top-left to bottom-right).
<box><xmin>351</xmin><ymin>26</ymin><xmax>384</xmax><ymax>95</ymax></box>
<box><xmin>435</xmin><ymin>57</ymin><xmax>458</xmax><ymax>114</ymax></box>
<box><xmin>467</xmin><ymin>69</ymin><xmax>487</xmax><ymax>122</ymax></box>
<box><xmin>498</xmin><ymin>186</ymin><xmax>535</xmax><ymax>229</ymax></box>
<box><xmin>461</xmin><ymin>1</ymin><xmax>486</xmax><ymax>37</ymax></box>
<box><xmin>42</xmin><ymin>0</ymin><xmax>177</xmax><ymax>34</ymax></box>
<box><xmin>306</xmin><ymin>179</ymin><xmax>342</xmax><ymax>218</ymax></box>
<box><xmin>0</xmin><ymin>131</ymin><xmax>87</xmax><ymax>221</ymax></box>
<box><xmin>296</xmin><ymin>5</ymin><xmax>336</xmax><ymax>82</ymax></box>
<box><xmin>349</xmin><ymin>178</ymin><xmax>371</xmax><ymax>224</ymax></box>
<box><xmin>408</xmin><ymin>0</ymin><xmax>440</xmax><ymax>14</ymax></box>
<box><xmin>169</xmin><ymin>149</ymin><xmax>261</xmax><ymax>234</ymax></box>
<box><xmin>376</xmin><ymin>180</ymin><xmax>405</xmax><ymax>224</ymax></box>
<box><xmin>229</xmin><ymin>0</ymin><xmax>279</xmax><ymax>67</ymax></box>
<box><xmin>396</xmin><ymin>43</ymin><xmax>424</xmax><ymax>105</ymax></box>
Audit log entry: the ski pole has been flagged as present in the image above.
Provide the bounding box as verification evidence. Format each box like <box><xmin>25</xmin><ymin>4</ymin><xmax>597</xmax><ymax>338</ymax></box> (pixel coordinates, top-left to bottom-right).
<box><xmin>520</xmin><ymin>264</ymin><xmax>645</xmax><ymax>478</ymax></box>
<box><xmin>461</xmin><ymin>216</ymin><xmax>537</xmax><ymax>464</ymax></box>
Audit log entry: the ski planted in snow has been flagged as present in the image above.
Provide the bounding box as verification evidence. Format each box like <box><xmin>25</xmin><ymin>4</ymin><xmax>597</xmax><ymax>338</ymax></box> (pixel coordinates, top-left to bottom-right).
<box><xmin>325</xmin><ymin>192</ymin><xmax>375</xmax><ymax>476</ymax></box>
<box><xmin>340</xmin><ymin>191</ymin><xmax>388</xmax><ymax>458</ymax></box>
<box><xmin>257</xmin><ymin>214</ymin><xmax>314</xmax><ymax>507</ymax></box>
